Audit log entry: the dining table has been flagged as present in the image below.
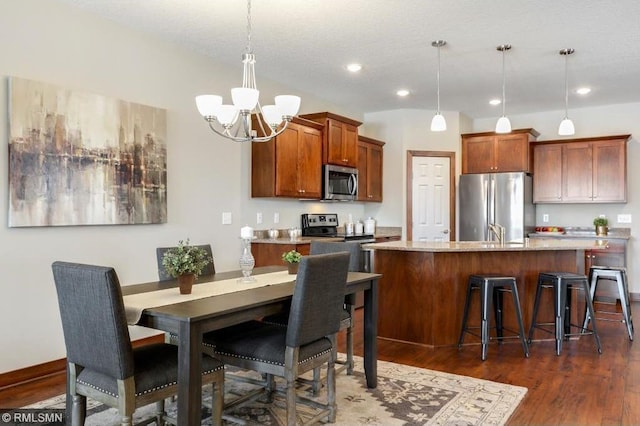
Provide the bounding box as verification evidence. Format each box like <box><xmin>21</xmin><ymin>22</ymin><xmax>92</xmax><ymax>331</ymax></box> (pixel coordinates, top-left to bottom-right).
<box><xmin>121</xmin><ymin>265</ymin><xmax>381</xmax><ymax>425</ymax></box>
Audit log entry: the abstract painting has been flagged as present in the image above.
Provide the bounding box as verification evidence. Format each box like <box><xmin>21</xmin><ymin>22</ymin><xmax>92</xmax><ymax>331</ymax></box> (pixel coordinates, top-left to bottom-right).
<box><xmin>8</xmin><ymin>77</ymin><xmax>167</xmax><ymax>227</ymax></box>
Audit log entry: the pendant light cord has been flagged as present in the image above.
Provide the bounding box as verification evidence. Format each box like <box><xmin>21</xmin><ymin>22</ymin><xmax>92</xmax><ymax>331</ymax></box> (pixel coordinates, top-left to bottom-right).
<box><xmin>501</xmin><ymin>47</ymin><xmax>506</xmax><ymax>117</ymax></box>
<box><xmin>246</xmin><ymin>0</ymin><xmax>252</xmax><ymax>54</ymax></box>
<box><xmin>564</xmin><ymin>52</ymin><xmax>569</xmax><ymax>118</ymax></box>
<box><xmin>436</xmin><ymin>43</ymin><xmax>441</xmax><ymax>113</ymax></box>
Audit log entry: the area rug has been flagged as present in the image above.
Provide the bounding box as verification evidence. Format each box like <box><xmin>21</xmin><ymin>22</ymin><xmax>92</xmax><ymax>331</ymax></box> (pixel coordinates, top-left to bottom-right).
<box><xmin>26</xmin><ymin>356</ymin><xmax>527</xmax><ymax>425</ymax></box>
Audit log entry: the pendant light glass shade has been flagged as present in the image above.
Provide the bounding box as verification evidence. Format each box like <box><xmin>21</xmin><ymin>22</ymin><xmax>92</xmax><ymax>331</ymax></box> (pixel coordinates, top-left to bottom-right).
<box><xmin>495</xmin><ymin>44</ymin><xmax>512</xmax><ymax>134</ymax></box>
<box><xmin>558</xmin><ymin>118</ymin><xmax>575</xmax><ymax>136</ymax></box>
<box><xmin>430</xmin><ymin>40</ymin><xmax>447</xmax><ymax>132</ymax></box>
<box><xmin>558</xmin><ymin>48</ymin><xmax>576</xmax><ymax>136</ymax></box>
<box><xmin>431</xmin><ymin>113</ymin><xmax>447</xmax><ymax>131</ymax></box>
<box><xmin>495</xmin><ymin>116</ymin><xmax>512</xmax><ymax>133</ymax></box>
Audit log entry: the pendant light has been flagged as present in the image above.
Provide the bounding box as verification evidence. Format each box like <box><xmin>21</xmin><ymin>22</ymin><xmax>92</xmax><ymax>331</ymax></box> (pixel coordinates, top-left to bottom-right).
<box><xmin>430</xmin><ymin>40</ymin><xmax>447</xmax><ymax>132</ymax></box>
<box><xmin>558</xmin><ymin>48</ymin><xmax>576</xmax><ymax>136</ymax></box>
<box><xmin>495</xmin><ymin>44</ymin><xmax>512</xmax><ymax>134</ymax></box>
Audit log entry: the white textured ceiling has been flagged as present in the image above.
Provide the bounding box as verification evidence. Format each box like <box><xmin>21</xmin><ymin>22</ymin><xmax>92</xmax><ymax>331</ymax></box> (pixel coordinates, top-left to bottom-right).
<box><xmin>54</xmin><ymin>0</ymin><xmax>640</xmax><ymax>119</ymax></box>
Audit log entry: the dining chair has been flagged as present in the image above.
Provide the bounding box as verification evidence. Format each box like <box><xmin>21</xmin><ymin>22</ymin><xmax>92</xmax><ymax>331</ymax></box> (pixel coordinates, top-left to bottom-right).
<box><xmin>51</xmin><ymin>261</ymin><xmax>225</xmax><ymax>426</ymax></box>
<box><xmin>205</xmin><ymin>252</ymin><xmax>350</xmax><ymax>426</ymax></box>
<box><xmin>262</xmin><ymin>240</ymin><xmax>361</xmax><ymax>394</ymax></box>
<box><xmin>156</xmin><ymin>243</ymin><xmax>215</xmax><ymax>281</ymax></box>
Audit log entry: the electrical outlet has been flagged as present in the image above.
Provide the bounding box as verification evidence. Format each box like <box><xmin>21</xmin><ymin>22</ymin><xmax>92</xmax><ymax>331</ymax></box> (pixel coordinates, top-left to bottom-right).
<box><xmin>542</xmin><ymin>214</ymin><xmax>549</xmax><ymax>223</ymax></box>
<box><xmin>617</xmin><ymin>214</ymin><xmax>632</xmax><ymax>223</ymax></box>
<box><xmin>274</xmin><ymin>212</ymin><xmax>280</xmax><ymax>224</ymax></box>
<box><xmin>256</xmin><ymin>212</ymin><xmax>263</xmax><ymax>224</ymax></box>
<box><xmin>222</xmin><ymin>212</ymin><xmax>232</xmax><ymax>225</ymax></box>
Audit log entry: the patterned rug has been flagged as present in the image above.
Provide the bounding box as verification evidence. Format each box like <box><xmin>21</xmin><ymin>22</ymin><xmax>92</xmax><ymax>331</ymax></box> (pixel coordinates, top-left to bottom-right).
<box><xmin>27</xmin><ymin>357</ymin><xmax>527</xmax><ymax>425</ymax></box>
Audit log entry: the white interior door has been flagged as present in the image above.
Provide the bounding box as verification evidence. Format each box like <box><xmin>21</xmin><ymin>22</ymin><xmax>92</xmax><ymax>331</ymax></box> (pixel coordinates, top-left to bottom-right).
<box><xmin>411</xmin><ymin>156</ymin><xmax>451</xmax><ymax>242</ymax></box>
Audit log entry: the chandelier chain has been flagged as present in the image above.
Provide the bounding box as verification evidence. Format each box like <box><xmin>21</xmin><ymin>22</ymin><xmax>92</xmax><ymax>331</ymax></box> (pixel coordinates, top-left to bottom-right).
<box><xmin>246</xmin><ymin>0</ymin><xmax>252</xmax><ymax>54</ymax></box>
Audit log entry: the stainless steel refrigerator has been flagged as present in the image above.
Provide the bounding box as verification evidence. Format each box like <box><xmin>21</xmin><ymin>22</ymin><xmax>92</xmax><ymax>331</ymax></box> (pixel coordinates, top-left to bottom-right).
<box><xmin>459</xmin><ymin>172</ymin><xmax>535</xmax><ymax>242</ymax></box>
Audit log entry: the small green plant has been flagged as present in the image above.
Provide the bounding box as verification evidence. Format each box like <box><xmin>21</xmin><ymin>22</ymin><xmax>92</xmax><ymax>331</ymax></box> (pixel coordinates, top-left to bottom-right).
<box><xmin>593</xmin><ymin>217</ymin><xmax>608</xmax><ymax>227</ymax></box>
<box><xmin>162</xmin><ymin>239</ymin><xmax>212</xmax><ymax>278</ymax></box>
<box><xmin>281</xmin><ymin>249</ymin><xmax>302</xmax><ymax>264</ymax></box>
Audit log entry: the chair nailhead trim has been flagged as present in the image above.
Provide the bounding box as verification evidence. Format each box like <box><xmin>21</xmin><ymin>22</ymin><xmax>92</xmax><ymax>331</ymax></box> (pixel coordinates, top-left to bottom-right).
<box><xmin>214</xmin><ymin>348</ymin><xmax>331</xmax><ymax>366</ymax></box>
<box><xmin>76</xmin><ymin>365</ymin><xmax>222</xmax><ymax>397</ymax></box>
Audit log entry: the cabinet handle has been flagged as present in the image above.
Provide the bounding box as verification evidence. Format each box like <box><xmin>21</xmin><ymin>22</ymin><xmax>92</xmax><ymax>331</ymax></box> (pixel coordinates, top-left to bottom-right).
<box><xmin>368</xmin><ymin>195</ymin><xmax>373</xmax><ymax>198</ymax></box>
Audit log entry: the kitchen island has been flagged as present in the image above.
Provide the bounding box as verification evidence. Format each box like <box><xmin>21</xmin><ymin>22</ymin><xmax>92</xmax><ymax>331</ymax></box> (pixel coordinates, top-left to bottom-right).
<box><xmin>364</xmin><ymin>239</ymin><xmax>607</xmax><ymax>347</ymax></box>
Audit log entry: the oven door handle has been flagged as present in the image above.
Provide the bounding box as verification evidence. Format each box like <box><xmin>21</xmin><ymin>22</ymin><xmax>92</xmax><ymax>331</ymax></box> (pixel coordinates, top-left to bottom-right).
<box><xmin>348</xmin><ymin>174</ymin><xmax>357</xmax><ymax>195</ymax></box>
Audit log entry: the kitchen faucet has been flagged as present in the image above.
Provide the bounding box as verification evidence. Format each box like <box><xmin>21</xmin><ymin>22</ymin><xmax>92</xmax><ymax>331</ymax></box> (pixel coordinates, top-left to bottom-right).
<box><xmin>488</xmin><ymin>223</ymin><xmax>506</xmax><ymax>244</ymax></box>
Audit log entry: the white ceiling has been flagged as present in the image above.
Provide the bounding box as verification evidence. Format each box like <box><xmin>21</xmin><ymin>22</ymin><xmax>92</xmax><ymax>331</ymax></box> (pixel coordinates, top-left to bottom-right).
<box><xmin>55</xmin><ymin>0</ymin><xmax>640</xmax><ymax>119</ymax></box>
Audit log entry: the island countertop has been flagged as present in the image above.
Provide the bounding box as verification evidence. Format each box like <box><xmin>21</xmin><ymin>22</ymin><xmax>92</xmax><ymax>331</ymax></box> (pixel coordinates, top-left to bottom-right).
<box><xmin>363</xmin><ymin>238</ymin><xmax>607</xmax><ymax>252</ymax></box>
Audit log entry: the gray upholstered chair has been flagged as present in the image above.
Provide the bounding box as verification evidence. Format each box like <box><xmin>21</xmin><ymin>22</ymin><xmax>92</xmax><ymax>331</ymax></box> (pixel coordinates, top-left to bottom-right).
<box><xmin>52</xmin><ymin>261</ymin><xmax>224</xmax><ymax>426</ymax></box>
<box><xmin>156</xmin><ymin>244</ymin><xmax>215</xmax><ymax>281</ymax></box>
<box><xmin>206</xmin><ymin>252</ymin><xmax>350</xmax><ymax>425</ymax></box>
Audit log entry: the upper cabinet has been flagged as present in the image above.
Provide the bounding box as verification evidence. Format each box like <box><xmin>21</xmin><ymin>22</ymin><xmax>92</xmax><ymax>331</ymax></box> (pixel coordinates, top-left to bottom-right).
<box><xmin>532</xmin><ymin>135</ymin><xmax>630</xmax><ymax>203</ymax></box>
<box><xmin>461</xmin><ymin>128</ymin><xmax>539</xmax><ymax>174</ymax></box>
<box><xmin>357</xmin><ymin>135</ymin><xmax>385</xmax><ymax>202</ymax></box>
<box><xmin>299</xmin><ymin>112</ymin><xmax>362</xmax><ymax>168</ymax></box>
<box><xmin>251</xmin><ymin>116</ymin><xmax>323</xmax><ymax>199</ymax></box>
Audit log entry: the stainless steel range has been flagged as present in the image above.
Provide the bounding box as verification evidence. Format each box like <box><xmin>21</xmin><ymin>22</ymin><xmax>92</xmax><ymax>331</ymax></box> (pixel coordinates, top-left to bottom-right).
<box><xmin>301</xmin><ymin>213</ymin><xmax>376</xmax><ymax>243</ymax></box>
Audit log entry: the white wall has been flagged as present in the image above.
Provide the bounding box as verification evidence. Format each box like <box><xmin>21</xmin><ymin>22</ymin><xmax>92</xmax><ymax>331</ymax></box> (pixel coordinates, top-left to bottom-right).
<box><xmin>0</xmin><ymin>0</ymin><xmax>365</xmax><ymax>373</ymax></box>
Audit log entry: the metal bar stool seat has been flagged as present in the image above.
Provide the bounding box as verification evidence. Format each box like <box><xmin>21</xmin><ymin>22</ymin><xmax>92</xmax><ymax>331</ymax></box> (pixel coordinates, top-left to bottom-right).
<box><xmin>583</xmin><ymin>265</ymin><xmax>634</xmax><ymax>341</ymax></box>
<box><xmin>528</xmin><ymin>272</ymin><xmax>602</xmax><ymax>355</ymax></box>
<box><xmin>458</xmin><ymin>274</ymin><xmax>530</xmax><ymax>361</ymax></box>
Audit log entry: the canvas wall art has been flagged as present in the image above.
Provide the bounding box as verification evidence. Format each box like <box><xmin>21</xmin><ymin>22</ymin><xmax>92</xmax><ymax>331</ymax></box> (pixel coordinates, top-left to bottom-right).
<box><xmin>8</xmin><ymin>77</ymin><xmax>167</xmax><ymax>227</ymax></box>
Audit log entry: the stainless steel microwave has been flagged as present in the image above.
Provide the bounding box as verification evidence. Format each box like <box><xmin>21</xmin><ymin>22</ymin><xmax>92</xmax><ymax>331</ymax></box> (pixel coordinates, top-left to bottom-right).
<box><xmin>323</xmin><ymin>164</ymin><xmax>357</xmax><ymax>201</ymax></box>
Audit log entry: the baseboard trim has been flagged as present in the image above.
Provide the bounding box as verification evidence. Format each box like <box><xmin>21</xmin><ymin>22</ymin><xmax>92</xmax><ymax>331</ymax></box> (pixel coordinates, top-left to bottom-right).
<box><xmin>0</xmin><ymin>334</ymin><xmax>164</xmax><ymax>390</ymax></box>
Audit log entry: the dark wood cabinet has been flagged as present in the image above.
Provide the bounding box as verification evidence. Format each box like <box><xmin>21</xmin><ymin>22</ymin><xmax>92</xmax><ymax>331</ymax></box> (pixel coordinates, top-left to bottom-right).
<box><xmin>357</xmin><ymin>135</ymin><xmax>384</xmax><ymax>202</ymax></box>
<box><xmin>533</xmin><ymin>135</ymin><xmax>629</xmax><ymax>203</ymax></box>
<box><xmin>253</xmin><ymin>242</ymin><xmax>310</xmax><ymax>267</ymax></box>
<box><xmin>251</xmin><ymin>117</ymin><xmax>323</xmax><ymax>199</ymax></box>
<box><xmin>461</xmin><ymin>128</ymin><xmax>539</xmax><ymax>174</ymax></box>
<box><xmin>300</xmin><ymin>112</ymin><xmax>362</xmax><ymax>168</ymax></box>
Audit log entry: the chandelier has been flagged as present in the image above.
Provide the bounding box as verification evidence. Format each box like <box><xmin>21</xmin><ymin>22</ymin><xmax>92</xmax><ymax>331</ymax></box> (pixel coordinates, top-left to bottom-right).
<box><xmin>195</xmin><ymin>0</ymin><xmax>301</xmax><ymax>142</ymax></box>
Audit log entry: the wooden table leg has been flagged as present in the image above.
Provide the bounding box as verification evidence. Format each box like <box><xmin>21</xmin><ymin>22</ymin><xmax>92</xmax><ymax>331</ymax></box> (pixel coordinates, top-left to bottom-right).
<box><xmin>177</xmin><ymin>321</ymin><xmax>203</xmax><ymax>425</ymax></box>
<box><xmin>363</xmin><ymin>277</ymin><xmax>378</xmax><ymax>388</ymax></box>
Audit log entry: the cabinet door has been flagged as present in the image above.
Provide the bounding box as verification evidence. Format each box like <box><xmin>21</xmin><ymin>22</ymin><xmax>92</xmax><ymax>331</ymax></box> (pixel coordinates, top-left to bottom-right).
<box><xmin>297</xmin><ymin>126</ymin><xmax>322</xmax><ymax>198</ymax></box>
<box><xmin>592</xmin><ymin>141</ymin><xmax>626</xmax><ymax>202</ymax></box>
<box><xmin>326</xmin><ymin>119</ymin><xmax>345</xmax><ymax>165</ymax></box>
<box><xmin>343</xmin><ymin>123</ymin><xmax>358</xmax><ymax>167</ymax></box>
<box><xmin>462</xmin><ymin>135</ymin><xmax>495</xmax><ymax>173</ymax></box>
<box><xmin>562</xmin><ymin>142</ymin><xmax>593</xmax><ymax>202</ymax></box>
<box><xmin>367</xmin><ymin>143</ymin><xmax>383</xmax><ymax>201</ymax></box>
<box><xmin>533</xmin><ymin>144</ymin><xmax>563</xmax><ymax>203</ymax></box>
<box><xmin>274</xmin><ymin>124</ymin><xmax>304</xmax><ymax>197</ymax></box>
<box><xmin>357</xmin><ymin>142</ymin><xmax>368</xmax><ymax>201</ymax></box>
<box><xmin>495</xmin><ymin>133</ymin><xmax>530</xmax><ymax>172</ymax></box>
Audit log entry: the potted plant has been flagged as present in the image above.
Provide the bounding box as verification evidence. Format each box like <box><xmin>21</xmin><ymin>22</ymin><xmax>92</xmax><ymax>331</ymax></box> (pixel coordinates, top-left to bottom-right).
<box><xmin>593</xmin><ymin>217</ymin><xmax>609</xmax><ymax>236</ymax></box>
<box><xmin>282</xmin><ymin>249</ymin><xmax>302</xmax><ymax>274</ymax></box>
<box><xmin>162</xmin><ymin>239</ymin><xmax>212</xmax><ymax>294</ymax></box>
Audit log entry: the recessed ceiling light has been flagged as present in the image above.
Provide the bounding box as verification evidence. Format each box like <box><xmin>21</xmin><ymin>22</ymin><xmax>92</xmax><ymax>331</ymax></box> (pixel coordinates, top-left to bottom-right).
<box><xmin>346</xmin><ymin>63</ymin><xmax>362</xmax><ymax>73</ymax></box>
<box><xmin>397</xmin><ymin>89</ymin><xmax>410</xmax><ymax>97</ymax></box>
<box><xmin>576</xmin><ymin>87</ymin><xmax>591</xmax><ymax>95</ymax></box>
<box><xmin>489</xmin><ymin>99</ymin><xmax>501</xmax><ymax>106</ymax></box>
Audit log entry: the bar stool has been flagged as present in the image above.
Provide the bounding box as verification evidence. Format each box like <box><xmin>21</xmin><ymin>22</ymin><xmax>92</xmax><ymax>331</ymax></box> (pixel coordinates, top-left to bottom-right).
<box><xmin>528</xmin><ymin>272</ymin><xmax>602</xmax><ymax>355</ymax></box>
<box><xmin>458</xmin><ymin>274</ymin><xmax>530</xmax><ymax>361</ymax></box>
<box><xmin>583</xmin><ymin>266</ymin><xmax>634</xmax><ymax>341</ymax></box>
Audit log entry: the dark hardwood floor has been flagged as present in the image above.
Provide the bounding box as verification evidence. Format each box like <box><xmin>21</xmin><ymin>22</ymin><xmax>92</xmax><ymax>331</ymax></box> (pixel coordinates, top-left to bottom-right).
<box><xmin>2</xmin><ymin>302</ymin><xmax>639</xmax><ymax>424</ymax></box>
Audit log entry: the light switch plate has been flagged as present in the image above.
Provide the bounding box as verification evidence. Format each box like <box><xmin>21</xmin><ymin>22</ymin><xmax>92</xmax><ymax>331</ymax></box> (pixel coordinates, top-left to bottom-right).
<box><xmin>542</xmin><ymin>214</ymin><xmax>549</xmax><ymax>223</ymax></box>
<box><xmin>274</xmin><ymin>212</ymin><xmax>280</xmax><ymax>224</ymax></box>
<box><xmin>257</xmin><ymin>212</ymin><xmax>263</xmax><ymax>224</ymax></box>
<box><xmin>222</xmin><ymin>212</ymin><xmax>232</xmax><ymax>225</ymax></box>
<box><xmin>617</xmin><ymin>214</ymin><xmax>632</xmax><ymax>224</ymax></box>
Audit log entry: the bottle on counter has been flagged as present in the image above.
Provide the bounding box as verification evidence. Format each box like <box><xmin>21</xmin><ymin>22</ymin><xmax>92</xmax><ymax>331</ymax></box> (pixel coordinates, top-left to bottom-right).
<box><xmin>345</xmin><ymin>214</ymin><xmax>354</xmax><ymax>235</ymax></box>
<box><xmin>364</xmin><ymin>217</ymin><xmax>376</xmax><ymax>234</ymax></box>
<box><xmin>355</xmin><ymin>220</ymin><xmax>364</xmax><ymax>235</ymax></box>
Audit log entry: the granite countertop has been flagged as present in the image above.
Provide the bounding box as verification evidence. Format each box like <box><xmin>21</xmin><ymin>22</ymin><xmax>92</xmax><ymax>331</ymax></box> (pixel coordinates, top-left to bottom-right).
<box><xmin>529</xmin><ymin>227</ymin><xmax>630</xmax><ymax>240</ymax></box>
<box><xmin>363</xmin><ymin>238</ymin><xmax>608</xmax><ymax>252</ymax></box>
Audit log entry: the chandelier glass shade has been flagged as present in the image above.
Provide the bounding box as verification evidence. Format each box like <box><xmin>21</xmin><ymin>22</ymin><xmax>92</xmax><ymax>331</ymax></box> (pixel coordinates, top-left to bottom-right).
<box><xmin>558</xmin><ymin>48</ymin><xmax>576</xmax><ymax>136</ymax></box>
<box><xmin>495</xmin><ymin>44</ymin><xmax>512</xmax><ymax>134</ymax></box>
<box><xmin>430</xmin><ymin>40</ymin><xmax>447</xmax><ymax>132</ymax></box>
<box><xmin>195</xmin><ymin>0</ymin><xmax>300</xmax><ymax>142</ymax></box>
